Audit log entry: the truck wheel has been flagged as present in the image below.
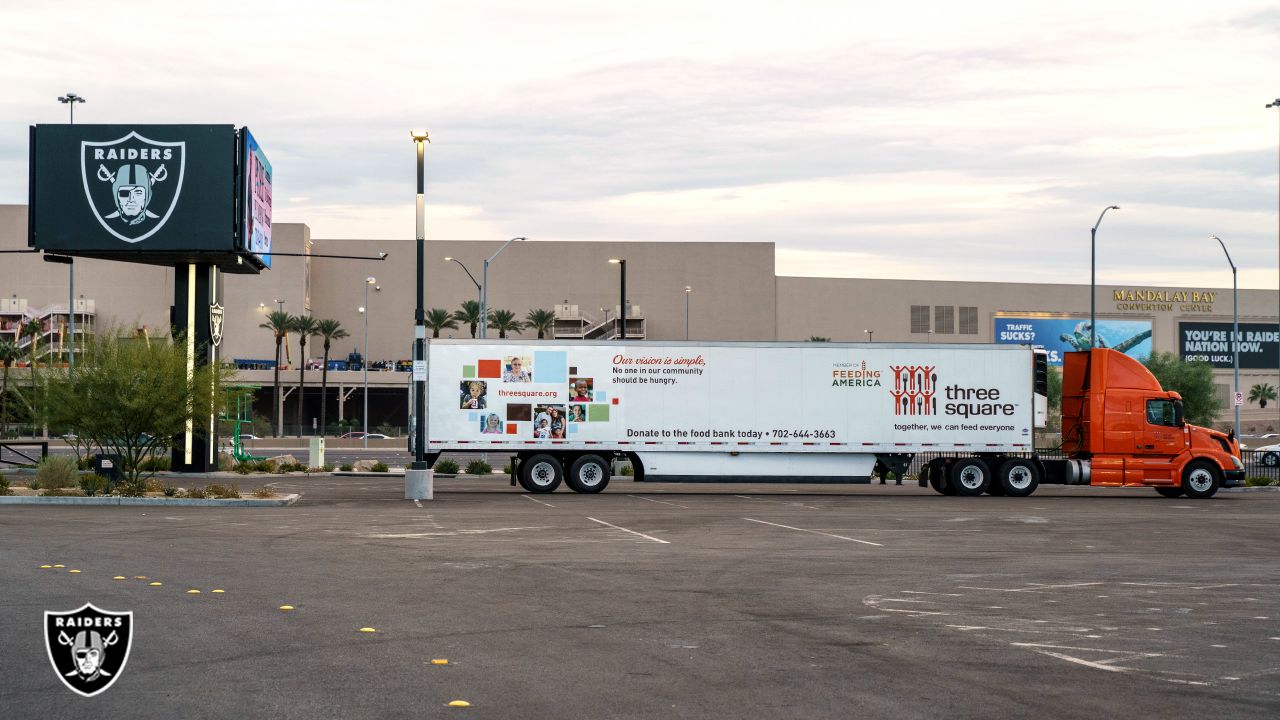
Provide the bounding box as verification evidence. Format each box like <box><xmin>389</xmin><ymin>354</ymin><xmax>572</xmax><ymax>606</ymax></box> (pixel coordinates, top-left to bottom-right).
<box><xmin>927</xmin><ymin>461</ymin><xmax>954</xmax><ymax>495</ymax></box>
<box><xmin>1154</xmin><ymin>486</ymin><xmax>1184</xmax><ymax>498</ymax></box>
<box><xmin>1181</xmin><ymin>460</ymin><xmax>1220</xmax><ymax>499</ymax></box>
<box><xmin>997</xmin><ymin>459</ymin><xmax>1039</xmax><ymax>497</ymax></box>
<box><xmin>520</xmin><ymin>454</ymin><xmax>563</xmax><ymax>493</ymax></box>
<box><xmin>950</xmin><ymin>458</ymin><xmax>990</xmax><ymax>496</ymax></box>
<box><xmin>566</xmin><ymin>454</ymin><xmax>611</xmax><ymax>493</ymax></box>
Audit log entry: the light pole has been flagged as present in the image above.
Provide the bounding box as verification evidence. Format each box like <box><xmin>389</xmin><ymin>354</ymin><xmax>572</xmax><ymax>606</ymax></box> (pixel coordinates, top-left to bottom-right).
<box><xmin>865</xmin><ymin>329</ymin><xmax>874</xmax><ymax>342</ymax></box>
<box><xmin>1090</xmin><ymin>205</ymin><xmax>1121</xmax><ymax>349</ymax></box>
<box><xmin>58</xmin><ymin>93</ymin><xmax>83</xmax><ymax>368</ymax></box>
<box><xmin>274</xmin><ymin>298</ymin><xmax>285</xmax><ymax>313</ymax></box>
<box><xmin>408</xmin><ymin>130</ymin><xmax>430</xmax><ymax>499</ymax></box>
<box><xmin>361</xmin><ymin>277</ymin><xmax>379</xmax><ymax>449</ymax></box>
<box><xmin>684</xmin><ymin>286</ymin><xmax>692</xmax><ymax>340</ymax></box>
<box><xmin>480</xmin><ymin>237</ymin><xmax>526</xmax><ymax>339</ymax></box>
<box><xmin>609</xmin><ymin>259</ymin><xmax>627</xmax><ymax>339</ymax></box>
<box><xmin>1268</xmin><ymin>98</ymin><xmax>1280</xmax><ymax>426</ymax></box>
<box><xmin>1212</xmin><ymin>235</ymin><xmax>1240</xmax><ymax>440</ymax></box>
<box><xmin>445</xmin><ymin>257</ymin><xmax>482</xmax><ymax>307</ymax></box>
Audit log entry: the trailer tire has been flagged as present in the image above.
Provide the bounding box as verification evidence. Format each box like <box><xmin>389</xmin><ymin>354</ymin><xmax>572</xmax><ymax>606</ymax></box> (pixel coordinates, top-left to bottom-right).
<box><xmin>566</xmin><ymin>454</ymin><xmax>611</xmax><ymax>493</ymax></box>
<box><xmin>520</xmin><ymin>454</ymin><xmax>563</xmax><ymax>493</ymax></box>
<box><xmin>927</xmin><ymin>461</ymin><xmax>954</xmax><ymax>495</ymax></box>
<box><xmin>1181</xmin><ymin>460</ymin><xmax>1220</xmax><ymax>499</ymax></box>
<box><xmin>997</xmin><ymin>459</ymin><xmax>1039</xmax><ymax>497</ymax></box>
<box><xmin>1154</xmin><ymin>486</ymin><xmax>1184</xmax><ymax>498</ymax></box>
<box><xmin>950</xmin><ymin>458</ymin><xmax>990</xmax><ymax>496</ymax></box>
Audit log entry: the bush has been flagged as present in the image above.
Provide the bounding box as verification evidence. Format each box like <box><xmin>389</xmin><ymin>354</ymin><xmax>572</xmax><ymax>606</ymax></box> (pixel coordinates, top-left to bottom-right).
<box><xmin>1245</xmin><ymin>476</ymin><xmax>1276</xmax><ymax>487</ymax></box>
<box><xmin>502</xmin><ymin>462</ymin><xmax>513</xmax><ymax>475</ymax></box>
<box><xmin>370</xmin><ymin>461</ymin><xmax>389</xmax><ymax>473</ymax></box>
<box><xmin>162</xmin><ymin>484</ymin><xmax>178</xmax><ymax>497</ymax></box>
<box><xmin>465</xmin><ymin>460</ymin><xmax>492</xmax><ymax>475</ymax></box>
<box><xmin>235</xmin><ymin>462</ymin><xmax>254</xmax><ymax>475</ymax></box>
<box><xmin>217</xmin><ymin>453</ymin><xmax>236</xmax><ymax>471</ymax></box>
<box><xmin>253</xmin><ymin>459</ymin><xmax>276</xmax><ymax>473</ymax></box>
<box><xmin>434</xmin><ymin>459</ymin><xmax>459</xmax><ymax>475</ymax></box>
<box><xmin>0</xmin><ymin>475</ymin><xmax>10</xmax><ymax>496</ymax></box>
<box><xmin>144</xmin><ymin>477</ymin><xmax>165</xmax><ymax>493</ymax></box>
<box><xmin>115</xmin><ymin>479</ymin><xmax>145</xmax><ymax>497</ymax></box>
<box><xmin>322</xmin><ymin>463</ymin><xmax>334</xmax><ymax>472</ymax></box>
<box><xmin>79</xmin><ymin>474</ymin><xmax>109</xmax><ymax>496</ymax></box>
<box><xmin>138</xmin><ymin>455</ymin><xmax>171</xmax><ymax>472</ymax></box>
<box><xmin>339</xmin><ymin>462</ymin><xmax>354</xmax><ymax>472</ymax></box>
<box><xmin>36</xmin><ymin>456</ymin><xmax>79</xmax><ymax>489</ymax></box>
<box><xmin>41</xmin><ymin>487</ymin><xmax>81</xmax><ymax>497</ymax></box>
<box><xmin>620</xmin><ymin>463</ymin><xmax>634</xmax><ymax>476</ymax></box>
<box><xmin>280</xmin><ymin>462</ymin><xmax>307</xmax><ymax>473</ymax></box>
<box><xmin>252</xmin><ymin>486</ymin><xmax>274</xmax><ymax>499</ymax></box>
<box><xmin>185</xmin><ymin>485</ymin><xmax>208</xmax><ymax>499</ymax></box>
<box><xmin>207</xmin><ymin>483</ymin><xmax>241</xmax><ymax>499</ymax></box>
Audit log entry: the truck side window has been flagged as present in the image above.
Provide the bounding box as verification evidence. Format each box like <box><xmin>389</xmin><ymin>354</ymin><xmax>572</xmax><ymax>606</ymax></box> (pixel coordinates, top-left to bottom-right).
<box><xmin>1146</xmin><ymin>399</ymin><xmax>1176</xmax><ymax>427</ymax></box>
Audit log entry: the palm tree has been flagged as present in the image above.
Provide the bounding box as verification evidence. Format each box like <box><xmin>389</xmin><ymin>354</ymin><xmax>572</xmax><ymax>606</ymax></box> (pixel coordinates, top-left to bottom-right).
<box><xmin>259</xmin><ymin>310</ymin><xmax>292</xmax><ymax>436</ymax></box>
<box><xmin>425</xmin><ymin>308</ymin><xmax>458</xmax><ymax>339</ymax></box>
<box><xmin>21</xmin><ymin>319</ymin><xmax>42</xmax><ymax>368</ymax></box>
<box><xmin>1249</xmin><ymin>383</ymin><xmax>1276</xmax><ymax>410</ymax></box>
<box><xmin>0</xmin><ymin>339</ymin><xmax>20</xmax><ymax>433</ymax></box>
<box><xmin>291</xmin><ymin>314</ymin><xmax>321</xmax><ymax>437</ymax></box>
<box><xmin>487</xmin><ymin>309</ymin><xmax>526</xmax><ymax>339</ymax></box>
<box><xmin>451</xmin><ymin>300</ymin><xmax>483</xmax><ymax>339</ymax></box>
<box><xmin>525</xmin><ymin>308</ymin><xmax>556</xmax><ymax>339</ymax></box>
<box><xmin>315</xmin><ymin>319</ymin><xmax>349</xmax><ymax>436</ymax></box>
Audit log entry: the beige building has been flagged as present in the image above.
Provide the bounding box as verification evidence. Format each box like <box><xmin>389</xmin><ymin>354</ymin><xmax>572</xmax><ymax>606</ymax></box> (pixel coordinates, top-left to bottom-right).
<box><xmin>2</xmin><ymin>203</ymin><xmax>1277</xmax><ymax>432</ymax></box>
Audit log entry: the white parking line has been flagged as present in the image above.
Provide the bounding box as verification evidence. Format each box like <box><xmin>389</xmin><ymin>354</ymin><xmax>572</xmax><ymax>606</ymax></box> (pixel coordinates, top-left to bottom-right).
<box><xmin>521</xmin><ymin>495</ymin><xmax>557</xmax><ymax>508</ymax></box>
<box><xmin>628</xmin><ymin>495</ymin><xmax>689</xmax><ymax>509</ymax></box>
<box><xmin>586</xmin><ymin>517</ymin><xmax>670</xmax><ymax>544</ymax></box>
<box><xmin>743</xmin><ymin>518</ymin><xmax>882</xmax><ymax>547</ymax></box>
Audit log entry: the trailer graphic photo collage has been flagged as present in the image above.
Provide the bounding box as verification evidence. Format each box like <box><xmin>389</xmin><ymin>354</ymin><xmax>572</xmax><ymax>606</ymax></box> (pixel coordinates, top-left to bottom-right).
<box><xmin>453</xmin><ymin>350</ymin><xmax>614</xmax><ymax>439</ymax></box>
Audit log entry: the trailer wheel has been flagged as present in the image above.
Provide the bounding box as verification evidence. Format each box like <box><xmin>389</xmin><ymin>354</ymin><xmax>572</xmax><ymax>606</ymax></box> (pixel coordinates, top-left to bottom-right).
<box><xmin>1181</xmin><ymin>460</ymin><xmax>1220</xmax><ymax>499</ymax></box>
<box><xmin>1154</xmin><ymin>486</ymin><xmax>1184</xmax><ymax>498</ymax></box>
<box><xmin>950</xmin><ymin>458</ymin><xmax>990</xmax><ymax>496</ymax></box>
<box><xmin>520</xmin><ymin>454</ymin><xmax>563</xmax><ymax>493</ymax></box>
<box><xmin>997</xmin><ymin>459</ymin><xmax>1039</xmax><ymax>497</ymax></box>
<box><xmin>927</xmin><ymin>461</ymin><xmax>954</xmax><ymax>495</ymax></box>
<box><xmin>566</xmin><ymin>454</ymin><xmax>611</xmax><ymax>494</ymax></box>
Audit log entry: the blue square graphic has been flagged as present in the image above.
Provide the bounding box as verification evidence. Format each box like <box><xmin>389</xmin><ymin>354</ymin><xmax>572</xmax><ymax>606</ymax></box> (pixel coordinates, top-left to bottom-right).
<box><xmin>533</xmin><ymin>351</ymin><xmax>568</xmax><ymax>384</ymax></box>
<box><xmin>567</xmin><ymin>424</ymin><xmax>579</xmax><ymax>435</ymax></box>
<box><xmin>594</xmin><ymin>391</ymin><xmax>607</xmax><ymax>401</ymax></box>
<box><xmin>467</xmin><ymin>411</ymin><xmax>478</xmax><ymax>422</ymax></box>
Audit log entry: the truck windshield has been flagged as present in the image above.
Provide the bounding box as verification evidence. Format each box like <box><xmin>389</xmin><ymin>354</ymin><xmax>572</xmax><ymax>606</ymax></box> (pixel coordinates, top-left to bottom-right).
<box><xmin>1146</xmin><ymin>399</ymin><xmax>1178</xmax><ymax>427</ymax></box>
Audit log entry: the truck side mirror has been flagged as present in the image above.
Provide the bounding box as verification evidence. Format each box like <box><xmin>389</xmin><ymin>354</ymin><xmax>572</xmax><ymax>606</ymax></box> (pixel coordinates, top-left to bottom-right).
<box><xmin>1174</xmin><ymin>400</ymin><xmax>1185</xmax><ymax>427</ymax></box>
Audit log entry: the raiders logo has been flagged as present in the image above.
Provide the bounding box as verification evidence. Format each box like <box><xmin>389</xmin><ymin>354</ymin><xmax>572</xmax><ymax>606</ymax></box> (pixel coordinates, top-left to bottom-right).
<box><xmin>44</xmin><ymin>603</ymin><xmax>134</xmax><ymax>697</ymax></box>
<box><xmin>210</xmin><ymin>302</ymin><xmax>225</xmax><ymax>348</ymax></box>
<box><xmin>81</xmin><ymin>131</ymin><xmax>185</xmax><ymax>244</ymax></box>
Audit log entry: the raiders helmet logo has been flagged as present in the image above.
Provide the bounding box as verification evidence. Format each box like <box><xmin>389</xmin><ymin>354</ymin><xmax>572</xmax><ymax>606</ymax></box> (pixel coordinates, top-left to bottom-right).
<box><xmin>44</xmin><ymin>603</ymin><xmax>134</xmax><ymax>697</ymax></box>
<box><xmin>210</xmin><ymin>302</ymin><xmax>225</xmax><ymax>348</ymax></box>
<box><xmin>81</xmin><ymin>131</ymin><xmax>185</xmax><ymax>244</ymax></box>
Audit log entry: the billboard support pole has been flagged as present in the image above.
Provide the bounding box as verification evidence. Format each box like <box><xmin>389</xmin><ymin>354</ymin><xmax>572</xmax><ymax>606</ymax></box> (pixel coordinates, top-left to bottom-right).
<box><xmin>170</xmin><ymin>262</ymin><xmax>219</xmax><ymax>473</ymax></box>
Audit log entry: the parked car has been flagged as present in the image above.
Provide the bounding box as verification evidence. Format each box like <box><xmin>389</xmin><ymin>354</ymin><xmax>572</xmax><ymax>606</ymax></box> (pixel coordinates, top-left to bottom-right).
<box><xmin>339</xmin><ymin>431</ymin><xmax>391</xmax><ymax>440</ymax></box>
<box><xmin>238</xmin><ymin>434</ymin><xmax>260</xmax><ymax>441</ymax></box>
<box><xmin>1253</xmin><ymin>442</ymin><xmax>1280</xmax><ymax>467</ymax></box>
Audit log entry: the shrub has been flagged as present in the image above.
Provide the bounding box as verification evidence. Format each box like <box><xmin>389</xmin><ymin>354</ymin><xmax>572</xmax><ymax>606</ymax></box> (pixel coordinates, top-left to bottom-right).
<box><xmin>1245</xmin><ymin>476</ymin><xmax>1276</xmax><ymax>487</ymax></box>
<box><xmin>322</xmin><ymin>463</ymin><xmax>334</xmax><ymax>472</ymax></box>
<box><xmin>370</xmin><ymin>461</ymin><xmax>389</xmax><ymax>473</ymax></box>
<box><xmin>253</xmin><ymin>459</ymin><xmax>276</xmax><ymax>473</ymax></box>
<box><xmin>162</xmin><ymin>484</ymin><xmax>178</xmax><ymax>497</ymax></box>
<box><xmin>620</xmin><ymin>463</ymin><xmax>634</xmax><ymax>476</ymax></box>
<box><xmin>235</xmin><ymin>462</ymin><xmax>254</xmax><ymax>475</ymax></box>
<box><xmin>207</xmin><ymin>483</ymin><xmax>240</xmax><ymax>499</ymax></box>
<box><xmin>36</xmin><ymin>456</ymin><xmax>79</xmax><ymax>489</ymax></box>
<box><xmin>185</xmin><ymin>485</ymin><xmax>208</xmax><ymax>499</ymax></box>
<box><xmin>139</xmin><ymin>455</ymin><xmax>171</xmax><ymax>472</ymax></box>
<box><xmin>252</xmin><ymin>486</ymin><xmax>274</xmax><ymax>499</ymax></box>
<box><xmin>339</xmin><ymin>462</ymin><xmax>354</xmax><ymax>472</ymax></box>
<box><xmin>0</xmin><ymin>475</ymin><xmax>10</xmax><ymax>496</ymax></box>
<box><xmin>465</xmin><ymin>460</ymin><xmax>492</xmax><ymax>475</ymax></box>
<box><xmin>144</xmin><ymin>477</ymin><xmax>165</xmax><ymax>493</ymax></box>
<box><xmin>217</xmin><ymin>453</ymin><xmax>236</xmax><ymax>471</ymax></box>
<box><xmin>79</xmin><ymin>474</ymin><xmax>109</xmax><ymax>497</ymax></box>
<box><xmin>434</xmin><ymin>459</ymin><xmax>459</xmax><ymax>475</ymax></box>
<box><xmin>281</xmin><ymin>462</ymin><xmax>307</xmax><ymax>473</ymax></box>
<box><xmin>76</xmin><ymin>457</ymin><xmax>93</xmax><ymax>471</ymax></box>
<box><xmin>28</xmin><ymin>479</ymin><xmax>40</xmax><ymax>490</ymax></box>
<box><xmin>115</xmin><ymin>479</ymin><xmax>145</xmax><ymax>497</ymax></box>
<box><xmin>41</xmin><ymin>487</ymin><xmax>80</xmax><ymax>497</ymax></box>
<box><xmin>502</xmin><ymin>462</ymin><xmax>513</xmax><ymax>475</ymax></box>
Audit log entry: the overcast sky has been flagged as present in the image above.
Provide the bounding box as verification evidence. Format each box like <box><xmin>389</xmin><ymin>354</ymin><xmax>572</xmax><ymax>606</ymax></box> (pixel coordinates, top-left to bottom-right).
<box><xmin>2</xmin><ymin>0</ymin><xmax>1278</xmax><ymax>288</ymax></box>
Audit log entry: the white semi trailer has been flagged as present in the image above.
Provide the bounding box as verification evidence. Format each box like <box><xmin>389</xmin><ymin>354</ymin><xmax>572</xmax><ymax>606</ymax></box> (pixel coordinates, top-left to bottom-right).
<box><xmin>425</xmin><ymin>340</ymin><xmax>1049</xmax><ymax>493</ymax></box>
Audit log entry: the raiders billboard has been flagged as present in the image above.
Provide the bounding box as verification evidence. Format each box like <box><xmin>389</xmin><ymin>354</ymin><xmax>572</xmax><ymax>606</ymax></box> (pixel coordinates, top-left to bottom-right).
<box><xmin>1179</xmin><ymin>322</ymin><xmax>1280</xmax><ymax>370</ymax></box>
<box><xmin>28</xmin><ymin>124</ymin><xmax>264</xmax><ymax>273</ymax></box>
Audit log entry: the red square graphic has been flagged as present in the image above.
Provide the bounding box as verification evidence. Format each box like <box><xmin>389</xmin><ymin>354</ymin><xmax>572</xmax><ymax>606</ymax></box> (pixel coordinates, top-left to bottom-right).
<box><xmin>506</xmin><ymin>424</ymin><xmax>518</xmax><ymax>434</ymax></box>
<box><xmin>611</xmin><ymin>397</ymin><xmax>619</xmax><ymax>405</ymax></box>
<box><xmin>478</xmin><ymin>359</ymin><xmax>501</xmax><ymax>378</ymax></box>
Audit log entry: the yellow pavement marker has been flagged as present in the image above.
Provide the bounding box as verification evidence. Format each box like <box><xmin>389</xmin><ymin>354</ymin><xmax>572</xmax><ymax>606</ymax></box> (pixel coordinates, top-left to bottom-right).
<box><xmin>211</xmin><ymin>589</ymin><xmax>225</xmax><ymax>594</ymax></box>
<box><xmin>134</xmin><ymin>576</ymin><xmax>147</xmax><ymax>580</ymax></box>
<box><xmin>279</xmin><ymin>605</ymin><xmax>295</xmax><ymax>611</ymax></box>
<box><xmin>53</xmin><ymin>564</ymin><xmax>65</xmax><ymax>568</ymax></box>
<box><xmin>186</xmin><ymin>589</ymin><xmax>201</xmax><ymax>594</ymax></box>
<box><xmin>431</xmin><ymin>659</ymin><xmax>449</xmax><ymax>665</ymax></box>
<box><xmin>40</xmin><ymin>565</ymin><xmax>52</xmax><ymax>569</ymax></box>
<box><xmin>149</xmin><ymin>582</ymin><xmax>162</xmax><ymax>586</ymax></box>
<box><xmin>358</xmin><ymin>627</ymin><xmax>377</xmax><ymax>633</ymax></box>
<box><xmin>68</xmin><ymin>569</ymin><xmax>81</xmax><ymax>574</ymax></box>
<box><xmin>447</xmin><ymin>700</ymin><xmax>471</xmax><ymax>708</ymax></box>
<box><xmin>113</xmin><ymin>576</ymin><xmax>126</xmax><ymax>580</ymax></box>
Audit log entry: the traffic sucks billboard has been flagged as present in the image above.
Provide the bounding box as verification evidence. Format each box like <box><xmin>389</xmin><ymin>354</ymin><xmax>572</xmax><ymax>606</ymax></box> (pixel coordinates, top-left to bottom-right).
<box><xmin>993</xmin><ymin>316</ymin><xmax>1153</xmax><ymax>366</ymax></box>
<box><xmin>241</xmin><ymin>127</ymin><xmax>273</xmax><ymax>268</ymax></box>
<box><xmin>1179</xmin><ymin>322</ymin><xmax>1280</xmax><ymax>370</ymax></box>
<box><xmin>28</xmin><ymin>124</ymin><xmax>261</xmax><ymax>272</ymax></box>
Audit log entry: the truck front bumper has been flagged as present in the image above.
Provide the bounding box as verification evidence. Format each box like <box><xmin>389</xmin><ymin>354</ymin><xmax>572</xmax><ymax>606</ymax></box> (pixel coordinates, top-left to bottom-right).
<box><xmin>1223</xmin><ymin>469</ymin><xmax>1245</xmax><ymax>488</ymax></box>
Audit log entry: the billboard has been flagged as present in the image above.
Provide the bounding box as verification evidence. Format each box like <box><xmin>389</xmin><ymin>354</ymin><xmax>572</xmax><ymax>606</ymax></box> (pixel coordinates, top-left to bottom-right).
<box><xmin>428</xmin><ymin>342</ymin><xmax>1035</xmax><ymax>452</ymax></box>
<box><xmin>1179</xmin><ymin>322</ymin><xmax>1280</xmax><ymax>369</ymax></box>
<box><xmin>993</xmin><ymin>316</ymin><xmax>1153</xmax><ymax>366</ymax></box>
<box><xmin>241</xmin><ymin>128</ymin><xmax>272</xmax><ymax>269</ymax></box>
<box><xmin>30</xmin><ymin>124</ymin><xmax>238</xmax><ymax>257</ymax></box>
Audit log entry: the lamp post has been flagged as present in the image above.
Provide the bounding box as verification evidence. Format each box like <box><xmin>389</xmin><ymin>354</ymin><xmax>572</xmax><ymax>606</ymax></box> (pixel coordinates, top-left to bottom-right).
<box><xmin>1090</xmin><ymin>205</ymin><xmax>1121</xmax><ymax>349</ymax></box>
<box><xmin>1212</xmin><ymin>235</ymin><xmax>1240</xmax><ymax>440</ymax></box>
<box><xmin>408</xmin><ymin>130</ymin><xmax>431</xmax><ymax>499</ymax></box>
<box><xmin>684</xmin><ymin>286</ymin><xmax>692</xmax><ymax>340</ymax></box>
<box><xmin>1268</xmin><ymin>99</ymin><xmax>1280</xmax><ymax>426</ymax></box>
<box><xmin>274</xmin><ymin>298</ymin><xmax>285</xmax><ymax>313</ymax></box>
<box><xmin>865</xmin><ymin>329</ymin><xmax>874</xmax><ymax>342</ymax></box>
<box><xmin>445</xmin><ymin>257</ymin><xmax>482</xmax><ymax>307</ymax></box>
<box><xmin>58</xmin><ymin>93</ymin><xmax>83</xmax><ymax>368</ymax></box>
<box><xmin>480</xmin><ymin>237</ymin><xmax>526</xmax><ymax>339</ymax></box>
<box><xmin>361</xmin><ymin>277</ymin><xmax>379</xmax><ymax>449</ymax></box>
<box><xmin>609</xmin><ymin>259</ymin><xmax>627</xmax><ymax>340</ymax></box>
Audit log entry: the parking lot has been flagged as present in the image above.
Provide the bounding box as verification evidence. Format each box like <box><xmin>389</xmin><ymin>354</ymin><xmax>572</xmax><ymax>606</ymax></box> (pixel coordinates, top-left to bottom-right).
<box><xmin>2</xmin><ymin>477</ymin><xmax>1277</xmax><ymax>719</ymax></box>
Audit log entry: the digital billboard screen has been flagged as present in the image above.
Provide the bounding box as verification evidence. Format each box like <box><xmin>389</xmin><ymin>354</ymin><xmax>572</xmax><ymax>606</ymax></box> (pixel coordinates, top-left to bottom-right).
<box><xmin>241</xmin><ymin>128</ymin><xmax>273</xmax><ymax>269</ymax></box>
<box><xmin>993</xmin><ymin>316</ymin><xmax>1153</xmax><ymax>366</ymax></box>
<box><xmin>1179</xmin><ymin>322</ymin><xmax>1280</xmax><ymax>369</ymax></box>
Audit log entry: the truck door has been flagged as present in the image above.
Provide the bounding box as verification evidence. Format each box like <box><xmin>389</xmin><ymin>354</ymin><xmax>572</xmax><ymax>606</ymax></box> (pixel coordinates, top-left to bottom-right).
<box><xmin>1135</xmin><ymin>398</ymin><xmax>1183</xmax><ymax>484</ymax></box>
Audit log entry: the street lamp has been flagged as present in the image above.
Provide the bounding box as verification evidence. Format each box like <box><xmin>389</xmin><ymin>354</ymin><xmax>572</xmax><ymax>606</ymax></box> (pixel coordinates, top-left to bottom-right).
<box><xmin>684</xmin><ymin>286</ymin><xmax>692</xmax><ymax>340</ymax></box>
<box><xmin>274</xmin><ymin>298</ymin><xmax>285</xmax><ymax>313</ymax></box>
<box><xmin>408</xmin><ymin>129</ymin><xmax>431</xmax><ymax>498</ymax></box>
<box><xmin>445</xmin><ymin>257</ymin><xmax>482</xmax><ymax>307</ymax></box>
<box><xmin>1212</xmin><ymin>235</ymin><xmax>1240</xmax><ymax>441</ymax></box>
<box><xmin>1090</xmin><ymin>205</ymin><xmax>1121</xmax><ymax>349</ymax></box>
<box><xmin>865</xmin><ymin>329</ymin><xmax>874</xmax><ymax>342</ymax></box>
<box><xmin>1268</xmin><ymin>98</ymin><xmax>1280</xmax><ymax>427</ymax></box>
<box><xmin>361</xmin><ymin>277</ymin><xmax>379</xmax><ymax>449</ymax></box>
<box><xmin>57</xmin><ymin>92</ymin><xmax>85</xmax><ymax>123</ymax></box>
<box><xmin>480</xmin><ymin>237</ymin><xmax>526</xmax><ymax>339</ymax></box>
<box><xmin>609</xmin><ymin>259</ymin><xmax>627</xmax><ymax>340</ymax></box>
<box><xmin>57</xmin><ymin>94</ymin><xmax>83</xmax><ymax>367</ymax></box>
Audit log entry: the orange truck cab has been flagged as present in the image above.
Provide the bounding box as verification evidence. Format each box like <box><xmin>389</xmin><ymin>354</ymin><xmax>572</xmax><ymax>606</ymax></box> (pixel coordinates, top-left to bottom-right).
<box><xmin>1059</xmin><ymin>348</ymin><xmax>1243</xmax><ymax>498</ymax></box>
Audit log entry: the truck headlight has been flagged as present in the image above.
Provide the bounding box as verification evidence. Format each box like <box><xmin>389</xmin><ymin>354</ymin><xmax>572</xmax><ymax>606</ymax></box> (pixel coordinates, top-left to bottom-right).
<box><xmin>1231</xmin><ymin>456</ymin><xmax>1244</xmax><ymax>470</ymax></box>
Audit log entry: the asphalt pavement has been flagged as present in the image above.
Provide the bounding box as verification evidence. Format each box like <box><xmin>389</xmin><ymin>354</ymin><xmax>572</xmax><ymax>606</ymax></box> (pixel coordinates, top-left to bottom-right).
<box><xmin>2</xmin><ymin>478</ymin><xmax>1278</xmax><ymax>719</ymax></box>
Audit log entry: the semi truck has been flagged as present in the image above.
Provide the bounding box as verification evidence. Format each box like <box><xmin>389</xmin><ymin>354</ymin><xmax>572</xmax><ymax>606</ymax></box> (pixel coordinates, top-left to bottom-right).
<box><xmin>424</xmin><ymin>340</ymin><xmax>1242</xmax><ymax>498</ymax></box>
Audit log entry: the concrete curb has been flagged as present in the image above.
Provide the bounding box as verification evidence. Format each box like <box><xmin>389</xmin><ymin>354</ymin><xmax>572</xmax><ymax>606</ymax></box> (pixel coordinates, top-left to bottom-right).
<box><xmin>0</xmin><ymin>494</ymin><xmax>301</xmax><ymax>507</ymax></box>
<box><xmin>1222</xmin><ymin>485</ymin><xmax>1280</xmax><ymax>493</ymax></box>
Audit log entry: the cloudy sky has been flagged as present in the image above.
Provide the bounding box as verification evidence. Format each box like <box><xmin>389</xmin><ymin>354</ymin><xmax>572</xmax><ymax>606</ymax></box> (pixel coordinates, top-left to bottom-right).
<box><xmin>2</xmin><ymin>0</ymin><xmax>1278</xmax><ymax>288</ymax></box>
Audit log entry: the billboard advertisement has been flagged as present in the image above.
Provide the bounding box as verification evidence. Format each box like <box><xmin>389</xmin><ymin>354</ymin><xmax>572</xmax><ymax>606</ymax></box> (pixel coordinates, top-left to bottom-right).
<box><xmin>29</xmin><ymin>124</ymin><xmax>237</xmax><ymax>257</ymax></box>
<box><xmin>428</xmin><ymin>342</ymin><xmax>1035</xmax><ymax>452</ymax></box>
<box><xmin>241</xmin><ymin>128</ymin><xmax>273</xmax><ymax>269</ymax></box>
<box><xmin>993</xmin><ymin>316</ymin><xmax>1153</xmax><ymax>366</ymax></box>
<box><xmin>1179</xmin><ymin>322</ymin><xmax>1280</xmax><ymax>369</ymax></box>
